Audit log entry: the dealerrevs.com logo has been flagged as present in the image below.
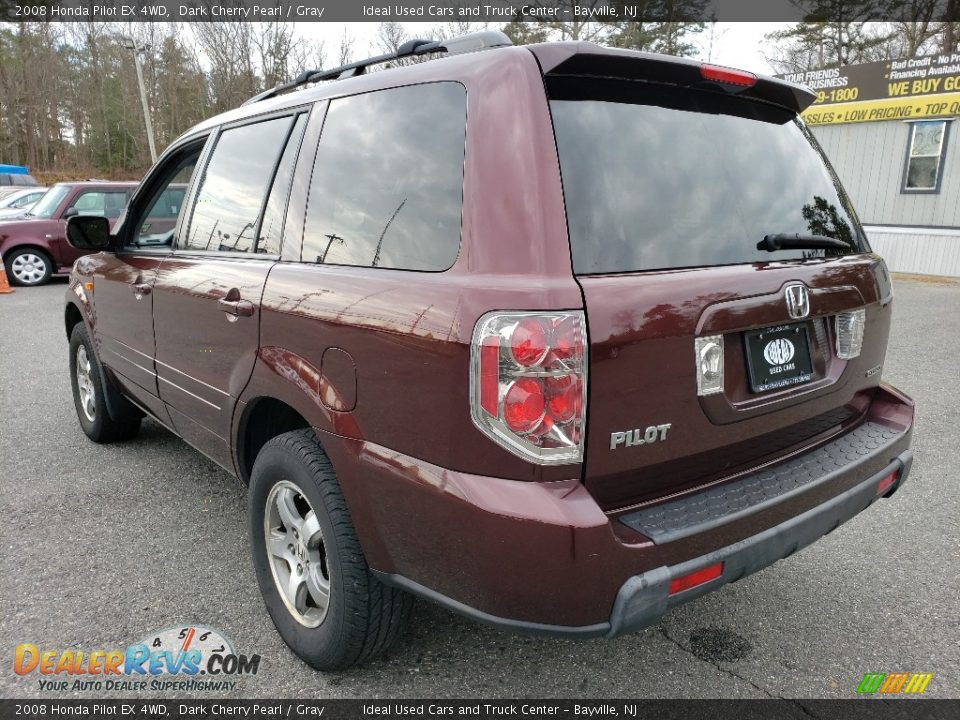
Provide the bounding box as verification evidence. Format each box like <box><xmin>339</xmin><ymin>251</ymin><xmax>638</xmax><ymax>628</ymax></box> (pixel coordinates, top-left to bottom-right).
<box><xmin>14</xmin><ymin>626</ymin><xmax>261</xmax><ymax>693</ymax></box>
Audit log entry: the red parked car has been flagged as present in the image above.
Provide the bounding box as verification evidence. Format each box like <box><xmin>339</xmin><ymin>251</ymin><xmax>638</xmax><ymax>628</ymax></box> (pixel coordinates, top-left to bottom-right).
<box><xmin>62</xmin><ymin>33</ymin><xmax>914</xmax><ymax>671</ymax></box>
<box><xmin>0</xmin><ymin>181</ymin><xmax>138</xmax><ymax>286</ymax></box>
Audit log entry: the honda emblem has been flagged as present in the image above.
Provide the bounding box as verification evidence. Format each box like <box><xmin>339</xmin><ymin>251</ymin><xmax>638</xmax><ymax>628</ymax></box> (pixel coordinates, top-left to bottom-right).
<box><xmin>785</xmin><ymin>284</ymin><xmax>810</xmax><ymax>319</ymax></box>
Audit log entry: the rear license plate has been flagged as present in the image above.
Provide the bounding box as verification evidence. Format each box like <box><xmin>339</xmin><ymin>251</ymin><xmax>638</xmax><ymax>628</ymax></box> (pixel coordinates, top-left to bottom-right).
<box><xmin>744</xmin><ymin>322</ymin><xmax>814</xmax><ymax>393</ymax></box>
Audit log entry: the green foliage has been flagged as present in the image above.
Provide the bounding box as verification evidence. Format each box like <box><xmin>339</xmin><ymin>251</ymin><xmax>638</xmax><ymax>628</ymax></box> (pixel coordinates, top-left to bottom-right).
<box><xmin>502</xmin><ymin>19</ymin><xmax>551</xmax><ymax>45</ymax></box>
<box><xmin>0</xmin><ymin>22</ymin><xmax>211</xmax><ymax>174</ymax></box>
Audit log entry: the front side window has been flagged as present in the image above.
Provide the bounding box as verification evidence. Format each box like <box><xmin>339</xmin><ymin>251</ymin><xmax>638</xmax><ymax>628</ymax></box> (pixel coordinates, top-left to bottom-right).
<box><xmin>132</xmin><ymin>149</ymin><xmax>201</xmax><ymax>247</ymax></box>
<box><xmin>302</xmin><ymin>82</ymin><xmax>466</xmax><ymax>271</ymax></box>
<box><xmin>185</xmin><ymin>116</ymin><xmax>293</xmax><ymax>253</ymax></box>
<box><xmin>903</xmin><ymin>120</ymin><xmax>949</xmax><ymax>193</ymax></box>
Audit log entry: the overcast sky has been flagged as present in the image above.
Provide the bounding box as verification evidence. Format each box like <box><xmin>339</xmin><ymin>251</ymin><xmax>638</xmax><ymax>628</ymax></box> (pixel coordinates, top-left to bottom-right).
<box><xmin>295</xmin><ymin>22</ymin><xmax>792</xmax><ymax>75</ymax></box>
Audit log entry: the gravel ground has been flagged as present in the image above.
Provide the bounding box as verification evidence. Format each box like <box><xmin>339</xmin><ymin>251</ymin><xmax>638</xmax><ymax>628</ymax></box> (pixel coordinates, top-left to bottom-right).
<box><xmin>0</xmin><ymin>274</ymin><xmax>957</xmax><ymax>700</ymax></box>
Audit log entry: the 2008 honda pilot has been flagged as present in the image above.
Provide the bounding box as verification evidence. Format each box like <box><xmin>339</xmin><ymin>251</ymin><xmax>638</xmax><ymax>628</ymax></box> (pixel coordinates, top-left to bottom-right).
<box><xmin>63</xmin><ymin>33</ymin><xmax>914</xmax><ymax>671</ymax></box>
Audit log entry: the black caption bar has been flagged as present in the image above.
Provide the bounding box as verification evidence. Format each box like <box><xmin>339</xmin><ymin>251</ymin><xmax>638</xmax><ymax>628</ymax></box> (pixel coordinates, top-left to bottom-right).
<box><xmin>3</xmin><ymin>700</ymin><xmax>960</xmax><ymax>720</ymax></box>
<box><xmin>1</xmin><ymin>0</ymin><xmax>955</xmax><ymax>22</ymax></box>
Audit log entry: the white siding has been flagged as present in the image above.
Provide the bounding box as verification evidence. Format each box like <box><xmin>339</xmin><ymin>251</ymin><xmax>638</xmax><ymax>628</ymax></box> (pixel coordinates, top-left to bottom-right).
<box><xmin>813</xmin><ymin>119</ymin><xmax>960</xmax><ymax>228</ymax></box>
<box><xmin>865</xmin><ymin>225</ymin><xmax>960</xmax><ymax>277</ymax></box>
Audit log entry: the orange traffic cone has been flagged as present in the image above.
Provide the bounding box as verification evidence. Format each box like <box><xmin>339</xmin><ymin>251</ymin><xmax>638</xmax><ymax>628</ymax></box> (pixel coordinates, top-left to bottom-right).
<box><xmin>0</xmin><ymin>258</ymin><xmax>14</xmax><ymax>293</ymax></box>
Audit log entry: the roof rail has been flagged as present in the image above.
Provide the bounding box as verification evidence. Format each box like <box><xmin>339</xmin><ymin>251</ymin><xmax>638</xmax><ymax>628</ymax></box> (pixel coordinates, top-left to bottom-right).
<box><xmin>243</xmin><ymin>30</ymin><xmax>513</xmax><ymax>106</ymax></box>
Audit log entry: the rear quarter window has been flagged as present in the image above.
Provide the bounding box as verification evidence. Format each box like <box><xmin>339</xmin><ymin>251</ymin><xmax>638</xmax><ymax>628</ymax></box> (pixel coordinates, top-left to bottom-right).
<box><xmin>549</xmin><ymin>80</ymin><xmax>868</xmax><ymax>274</ymax></box>
<box><xmin>302</xmin><ymin>82</ymin><xmax>467</xmax><ymax>271</ymax></box>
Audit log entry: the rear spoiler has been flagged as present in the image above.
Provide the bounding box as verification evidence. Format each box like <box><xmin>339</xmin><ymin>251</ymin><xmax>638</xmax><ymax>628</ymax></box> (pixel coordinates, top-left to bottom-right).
<box><xmin>529</xmin><ymin>43</ymin><xmax>815</xmax><ymax>115</ymax></box>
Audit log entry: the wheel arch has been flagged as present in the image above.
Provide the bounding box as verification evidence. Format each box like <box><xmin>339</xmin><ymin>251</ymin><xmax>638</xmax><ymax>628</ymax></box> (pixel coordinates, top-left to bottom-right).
<box><xmin>65</xmin><ymin>300</ymin><xmax>84</xmax><ymax>339</ymax></box>
<box><xmin>235</xmin><ymin>396</ymin><xmax>314</xmax><ymax>485</ymax></box>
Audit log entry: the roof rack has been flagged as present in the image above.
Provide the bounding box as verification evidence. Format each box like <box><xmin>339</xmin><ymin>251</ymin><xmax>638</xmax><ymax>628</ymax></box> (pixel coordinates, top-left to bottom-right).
<box><xmin>243</xmin><ymin>30</ymin><xmax>513</xmax><ymax>106</ymax></box>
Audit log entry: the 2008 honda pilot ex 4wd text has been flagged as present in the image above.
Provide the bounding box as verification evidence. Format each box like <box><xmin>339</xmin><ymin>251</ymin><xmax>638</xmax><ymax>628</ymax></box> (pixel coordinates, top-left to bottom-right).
<box><xmin>63</xmin><ymin>33</ymin><xmax>914</xmax><ymax>671</ymax></box>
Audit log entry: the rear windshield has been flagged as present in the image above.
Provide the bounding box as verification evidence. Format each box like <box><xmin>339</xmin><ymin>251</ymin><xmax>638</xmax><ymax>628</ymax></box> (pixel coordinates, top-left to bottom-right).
<box><xmin>549</xmin><ymin>79</ymin><xmax>868</xmax><ymax>274</ymax></box>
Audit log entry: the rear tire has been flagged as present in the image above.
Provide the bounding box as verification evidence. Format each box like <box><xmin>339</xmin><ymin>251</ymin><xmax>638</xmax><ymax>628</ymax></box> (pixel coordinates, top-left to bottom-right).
<box><xmin>249</xmin><ymin>429</ymin><xmax>412</xmax><ymax>671</ymax></box>
<box><xmin>69</xmin><ymin>324</ymin><xmax>141</xmax><ymax>442</ymax></box>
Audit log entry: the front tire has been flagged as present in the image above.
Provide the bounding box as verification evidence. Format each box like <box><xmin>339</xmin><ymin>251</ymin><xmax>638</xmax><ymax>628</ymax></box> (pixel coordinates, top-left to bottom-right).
<box><xmin>7</xmin><ymin>248</ymin><xmax>53</xmax><ymax>286</ymax></box>
<box><xmin>249</xmin><ymin>429</ymin><xmax>412</xmax><ymax>671</ymax></box>
<box><xmin>69</xmin><ymin>324</ymin><xmax>141</xmax><ymax>442</ymax></box>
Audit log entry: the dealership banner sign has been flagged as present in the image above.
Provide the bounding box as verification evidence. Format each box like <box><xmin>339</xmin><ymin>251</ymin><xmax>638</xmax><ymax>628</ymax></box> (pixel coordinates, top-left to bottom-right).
<box><xmin>780</xmin><ymin>52</ymin><xmax>960</xmax><ymax>126</ymax></box>
<box><xmin>4</xmin><ymin>0</ymin><xmax>959</xmax><ymax>22</ymax></box>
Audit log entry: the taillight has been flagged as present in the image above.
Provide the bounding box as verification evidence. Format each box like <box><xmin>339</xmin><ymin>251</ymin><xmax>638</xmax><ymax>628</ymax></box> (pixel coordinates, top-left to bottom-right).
<box><xmin>835</xmin><ymin>309</ymin><xmax>866</xmax><ymax>360</ymax></box>
<box><xmin>471</xmin><ymin>311</ymin><xmax>587</xmax><ymax>464</ymax></box>
<box><xmin>700</xmin><ymin>64</ymin><xmax>757</xmax><ymax>87</ymax></box>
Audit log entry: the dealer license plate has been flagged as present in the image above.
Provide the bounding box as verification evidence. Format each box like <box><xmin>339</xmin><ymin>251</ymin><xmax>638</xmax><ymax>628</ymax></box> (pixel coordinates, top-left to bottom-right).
<box><xmin>744</xmin><ymin>322</ymin><xmax>814</xmax><ymax>393</ymax></box>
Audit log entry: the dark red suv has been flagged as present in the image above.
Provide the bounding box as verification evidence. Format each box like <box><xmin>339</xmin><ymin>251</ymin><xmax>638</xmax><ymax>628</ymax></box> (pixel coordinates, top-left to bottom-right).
<box><xmin>0</xmin><ymin>181</ymin><xmax>139</xmax><ymax>286</ymax></box>
<box><xmin>63</xmin><ymin>33</ymin><xmax>914</xmax><ymax>671</ymax></box>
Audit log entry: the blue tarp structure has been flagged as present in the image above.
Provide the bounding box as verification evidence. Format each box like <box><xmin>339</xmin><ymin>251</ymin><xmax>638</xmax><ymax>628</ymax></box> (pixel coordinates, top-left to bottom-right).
<box><xmin>0</xmin><ymin>164</ymin><xmax>29</xmax><ymax>175</ymax></box>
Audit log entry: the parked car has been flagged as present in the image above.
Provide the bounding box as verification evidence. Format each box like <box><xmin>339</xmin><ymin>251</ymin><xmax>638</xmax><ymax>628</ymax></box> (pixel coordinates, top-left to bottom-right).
<box><xmin>0</xmin><ymin>187</ymin><xmax>28</xmax><ymax>201</ymax></box>
<box><xmin>0</xmin><ymin>181</ymin><xmax>137</xmax><ymax>285</ymax></box>
<box><xmin>0</xmin><ymin>167</ymin><xmax>39</xmax><ymax>197</ymax></box>
<box><xmin>0</xmin><ymin>187</ymin><xmax>48</xmax><ymax>219</ymax></box>
<box><xmin>62</xmin><ymin>33</ymin><xmax>914</xmax><ymax>671</ymax></box>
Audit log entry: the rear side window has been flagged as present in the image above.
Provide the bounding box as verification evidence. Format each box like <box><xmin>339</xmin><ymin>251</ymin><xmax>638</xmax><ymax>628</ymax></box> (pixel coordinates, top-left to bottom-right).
<box><xmin>12</xmin><ymin>191</ymin><xmax>42</xmax><ymax>208</ymax></box>
<box><xmin>550</xmin><ymin>80</ymin><xmax>868</xmax><ymax>274</ymax></box>
<box><xmin>185</xmin><ymin>116</ymin><xmax>292</xmax><ymax>253</ymax></box>
<box><xmin>70</xmin><ymin>190</ymin><xmax>128</xmax><ymax>217</ymax></box>
<box><xmin>302</xmin><ymin>82</ymin><xmax>466</xmax><ymax>271</ymax></box>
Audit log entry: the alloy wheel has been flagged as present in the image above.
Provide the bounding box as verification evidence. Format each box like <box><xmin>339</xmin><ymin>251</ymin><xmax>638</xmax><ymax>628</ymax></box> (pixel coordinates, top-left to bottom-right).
<box><xmin>263</xmin><ymin>480</ymin><xmax>331</xmax><ymax>627</ymax></box>
<box><xmin>75</xmin><ymin>345</ymin><xmax>96</xmax><ymax>422</ymax></box>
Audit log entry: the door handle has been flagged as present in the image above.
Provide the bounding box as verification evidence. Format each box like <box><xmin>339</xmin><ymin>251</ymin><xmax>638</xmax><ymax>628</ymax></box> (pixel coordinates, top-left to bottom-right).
<box><xmin>217</xmin><ymin>297</ymin><xmax>255</xmax><ymax>317</ymax></box>
<box><xmin>131</xmin><ymin>282</ymin><xmax>152</xmax><ymax>298</ymax></box>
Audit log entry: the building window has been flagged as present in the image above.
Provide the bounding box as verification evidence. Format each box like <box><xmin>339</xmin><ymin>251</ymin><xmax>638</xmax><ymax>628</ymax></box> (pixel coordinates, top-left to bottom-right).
<box><xmin>902</xmin><ymin>120</ymin><xmax>949</xmax><ymax>193</ymax></box>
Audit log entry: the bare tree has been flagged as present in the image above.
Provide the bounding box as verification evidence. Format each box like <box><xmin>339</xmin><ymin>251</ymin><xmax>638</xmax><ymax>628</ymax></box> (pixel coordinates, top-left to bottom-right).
<box><xmin>338</xmin><ymin>27</ymin><xmax>355</xmax><ymax>65</ymax></box>
<box><xmin>377</xmin><ymin>22</ymin><xmax>409</xmax><ymax>54</ymax></box>
<box><xmin>431</xmin><ymin>20</ymin><xmax>493</xmax><ymax>40</ymax></box>
<box><xmin>193</xmin><ymin>22</ymin><xmax>259</xmax><ymax>111</ymax></box>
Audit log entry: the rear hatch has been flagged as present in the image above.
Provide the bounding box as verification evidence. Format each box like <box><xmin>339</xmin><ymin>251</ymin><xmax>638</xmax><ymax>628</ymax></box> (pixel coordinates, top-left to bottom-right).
<box><xmin>537</xmin><ymin>45</ymin><xmax>894</xmax><ymax>511</ymax></box>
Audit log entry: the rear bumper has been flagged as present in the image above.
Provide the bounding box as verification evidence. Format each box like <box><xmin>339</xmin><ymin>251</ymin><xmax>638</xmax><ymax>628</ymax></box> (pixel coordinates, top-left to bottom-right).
<box><xmin>335</xmin><ymin>384</ymin><xmax>914</xmax><ymax>636</ymax></box>
<box><xmin>606</xmin><ymin>448</ymin><xmax>912</xmax><ymax>638</ymax></box>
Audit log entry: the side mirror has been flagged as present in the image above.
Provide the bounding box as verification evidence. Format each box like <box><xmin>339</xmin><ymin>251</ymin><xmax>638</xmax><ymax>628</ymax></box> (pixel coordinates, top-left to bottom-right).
<box><xmin>62</xmin><ymin>207</ymin><xmax>79</xmax><ymax>219</ymax></box>
<box><xmin>66</xmin><ymin>215</ymin><xmax>113</xmax><ymax>250</ymax></box>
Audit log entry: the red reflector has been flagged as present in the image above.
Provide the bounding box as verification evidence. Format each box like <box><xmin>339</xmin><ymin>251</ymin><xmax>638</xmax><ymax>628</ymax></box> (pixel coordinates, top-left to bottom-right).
<box><xmin>669</xmin><ymin>562</ymin><xmax>723</xmax><ymax>595</ymax></box>
<box><xmin>700</xmin><ymin>64</ymin><xmax>757</xmax><ymax>87</ymax></box>
<box><xmin>877</xmin><ymin>471</ymin><xmax>898</xmax><ymax>495</ymax></box>
<box><xmin>479</xmin><ymin>336</ymin><xmax>500</xmax><ymax>416</ymax></box>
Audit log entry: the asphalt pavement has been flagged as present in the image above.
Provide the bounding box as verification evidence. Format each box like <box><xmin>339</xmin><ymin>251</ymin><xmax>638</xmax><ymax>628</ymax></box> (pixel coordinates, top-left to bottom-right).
<box><xmin>0</xmin><ymin>275</ymin><xmax>957</xmax><ymax>700</ymax></box>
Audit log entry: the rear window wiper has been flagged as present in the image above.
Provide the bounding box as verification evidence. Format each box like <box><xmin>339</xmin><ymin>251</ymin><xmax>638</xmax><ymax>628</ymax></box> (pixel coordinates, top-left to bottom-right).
<box><xmin>758</xmin><ymin>233</ymin><xmax>851</xmax><ymax>252</ymax></box>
